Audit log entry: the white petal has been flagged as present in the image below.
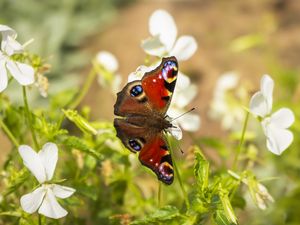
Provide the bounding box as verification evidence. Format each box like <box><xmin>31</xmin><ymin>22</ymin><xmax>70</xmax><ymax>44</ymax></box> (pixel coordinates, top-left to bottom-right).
<box><xmin>167</xmin><ymin>121</ymin><xmax>182</xmax><ymax>140</ymax></box>
<box><xmin>169</xmin><ymin>36</ymin><xmax>197</xmax><ymax>61</ymax></box>
<box><xmin>38</xmin><ymin>188</ymin><xmax>68</xmax><ymax>219</ymax></box>
<box><xmin>96</xmin><ymin>51</ymin><xmax>118</xmax><ymax>73</ymax></box>
<box><xmin>0</xmin><ymin>25</ymin><xmax>17</xmax><ymax>52</ymax></box>
<box><xmin>20</xmin><ymin>187</ymin><xmax>46</xmax><ymax>214</ymax></box>
<box><xmin>149</xmin><ymin>9</ymin><xmax>177</xmax><ymax>51</ymax></box>
<box><xmin>176</xmin><ymin>72</ymin><xmax>191</xmax><ymax>90</ymax></box>
<box><xmin>216</xmin><ymin>72</ymin><xmax>239</xmax><ymax>91</ymax></box>
<box><xmin>249</xmin><ymin>92</ymin><xmax>270</xmax><ymax>117</ymax></box>
<box><xmin>52</xmin><ymin>185</ymin><xmax>75</xmax><ymax>199</ymax></box>
<box><xmin>6</xmin><ymin>60</ymin><xmax>34</xmax><ymax>85</ymax></box>
<box><xmin>178</xmin><ymin>113</ymin><xmax>201</xmax><ymax>132</ymax></box>
<box><xmin>111</xmin><ymin>74</ymin><xmax>122</xmax><ymax>94</ymax></box>
<box><xmin>0</xmin><ymin>59</ymin><xmax>8</xmax><ymax>92</ymax></box>
<box><xmin>0</xmin><ymin>24</ymin><xmax>16</xmax><ymax>37</ymax></box>
<box><xmin>18</xmin><ymin>145</ymin><xmax>46</xmax><ymax>183</ymax></box>
<box><xmin>260</xmin><ymin>74</ymin><xmax>273</xmax><ymax>112</ymax></box>
<box><xmin>141</xmin><ymin>36</ymin><xmax>166</xmax><ymax>57</ymax></box>
<box><xmin>127</xmin><ymin>64</ymin><xmax>157</xmax><ymax>82</ymax></box>
<box><xmin>38</xmin><ymin>143</ymin><xmax>58</xmax><ymax>181</ymax></box>
<box><xmin>172</xmin><ymin>84</ymin><xmax>197</xmax><ymax>108</ymax></box>
<box><xmin>270</xmin><ymin>108</ymin><xmax>295</xmax><ymax>129</ymax></box>
<box><xmin>3</xmin><ymin>36</ymin><xmax>23</xmax><ymax>56</ymax></box>
<box><xmin>262</xmin><ymin>119</ymin><xmax>293</xmax><ymax>155</ymax></box>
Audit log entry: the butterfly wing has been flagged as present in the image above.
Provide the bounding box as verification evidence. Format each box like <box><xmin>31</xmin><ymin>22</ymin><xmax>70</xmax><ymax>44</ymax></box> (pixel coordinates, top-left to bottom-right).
<box><xmin>114</xmin><ymin>118</ymin><xmax>151</xmax><ymax>153</ymax></box>
<box><xmin>141</xmin><ymin>56</ymin><xmax>178</xmax><ymax>114</ymax></box>
<box><xmin>138</xmin><ymin>134</ymin><xmax>174</xmax><ymax>185</ymax></box>
<box><xmin>114</xmin><ymin>80</ymin><xmax>151</xmax><ymax>117</ymax></box>
<box><xmin>113</xmin><ymin>57</ymin><xmax>178</xmax><ymax>185</ymax></box>
<box><xmin>114</xmin><ymin>57</ymin><xmax>178</xmax><ymax>117</ymax></box>
<box><xmin>114</xmin><ymin>118</ymin><xmax>174</xmax><ymax>184</ymax></box>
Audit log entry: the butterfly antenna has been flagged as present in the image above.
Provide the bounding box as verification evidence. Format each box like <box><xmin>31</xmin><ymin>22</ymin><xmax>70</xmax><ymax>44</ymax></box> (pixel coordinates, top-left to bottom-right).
<box><xmin>171</xmin><ymin>107</ymin><xmax>196</xmax><ymax>122</ymax></box>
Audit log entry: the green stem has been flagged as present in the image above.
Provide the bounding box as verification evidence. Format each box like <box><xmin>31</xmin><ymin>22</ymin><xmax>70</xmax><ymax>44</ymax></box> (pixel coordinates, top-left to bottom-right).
<box><xmin>233</xmin><ymin>111</ymin><xmax>250</xmax><ymax>170</ymax></box>
<box><xmin>23</xmin><ymin>87</ymin><xmax>39</xmax><ymax>150</ymax></box>
<box><xmin>68</xmin><ymin>68</ymin><xmax>97</xmax><ymax>110</ymax></box>
<box><xmin>38</xmin><ymin>214</ymin><xmax>42</xmax><ymax>225</ymax></box>
<box><xmin>158</xmin><ymin>181</ymin><xmax>162</xmax><ymax>207</ymax></box>
<box><xmin>57</xmin><ymin>68</ymin><xmax>97</xmax><ymax>129</ymax></box>
<box><xmin>0</xmin><ymin>119</ymin><xmax>19</xmax><ymax>147</ymax></box>
<box><xmin>168</xmin><ymin>138</ymin><xmax>190</xmax><ymax>209</ymax></box>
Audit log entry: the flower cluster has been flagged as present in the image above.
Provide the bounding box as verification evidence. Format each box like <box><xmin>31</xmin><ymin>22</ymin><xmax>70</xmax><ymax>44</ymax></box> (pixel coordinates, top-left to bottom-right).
<box><xmin>0</xmin><ymin>25</ymin><xmax>34</xmax><ymax>92</ymax></box>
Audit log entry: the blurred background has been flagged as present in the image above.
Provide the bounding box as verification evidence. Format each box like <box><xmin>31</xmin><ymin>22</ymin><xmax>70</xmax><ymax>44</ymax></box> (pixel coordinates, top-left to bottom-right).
<box><xmin>0</xmin><ymin>0</ymin><xmax>300</xmax><ymax>224</ymax></box>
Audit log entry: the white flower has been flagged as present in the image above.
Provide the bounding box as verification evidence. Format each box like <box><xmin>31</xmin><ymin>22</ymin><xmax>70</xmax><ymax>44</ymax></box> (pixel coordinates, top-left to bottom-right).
<box><xmin>141</xmin><ymin>9</ymin><xmax>197</xmax><ymax>61</ymax></box>
<box><xmin>0</xmin><ymin>25</ymin><xmax>34</xmax><ymax>92</ymax></box>
<box><xmin>209</xmin><ymin>72</ymin><xmax>246</xmax><ymax>130</ymax></box>
<box><xmin>167</xmin><ymin>72</ymin><xmax>200</xmax><ymax>132</ymax></box>
<box><xmin>96</xmin><ymin>51</ymin><xmax>119</xmax><ymax>73</ymax></box>
<box><xmin>96</xmin><ymin>51</ymin><xmax>121</xmax><ymax>93</ymax></box>
<box><xmin>18</xmin><ymin>143</ymin><xmax>75</xmax><ymax>219</ymax></box>
<box><xmin>250</xmin><ymin>74</ymin><xmax>295</xmax><ymax>155</ymax></box>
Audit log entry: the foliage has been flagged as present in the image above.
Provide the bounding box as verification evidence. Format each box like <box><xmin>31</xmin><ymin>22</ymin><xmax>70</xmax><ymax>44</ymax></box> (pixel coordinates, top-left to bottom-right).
<box><xmin>0</xmin><ymin>4</ymin><xmax>300</xmax><ymax>225</ymax></box>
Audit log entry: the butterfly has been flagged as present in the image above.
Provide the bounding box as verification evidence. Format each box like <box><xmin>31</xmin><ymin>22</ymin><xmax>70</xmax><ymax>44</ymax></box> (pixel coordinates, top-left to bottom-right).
<box><xmin>113</xmin><ymin>57</ymin><xmax>178</xmax><ymax>185</ymax></box>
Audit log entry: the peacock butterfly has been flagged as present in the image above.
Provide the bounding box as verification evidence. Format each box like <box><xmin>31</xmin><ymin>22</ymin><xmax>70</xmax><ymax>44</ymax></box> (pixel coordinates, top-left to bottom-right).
<box><xmin>113</xmin><ymin>56</ymin><xmax>178</xmax><ymax>185</ymax></box>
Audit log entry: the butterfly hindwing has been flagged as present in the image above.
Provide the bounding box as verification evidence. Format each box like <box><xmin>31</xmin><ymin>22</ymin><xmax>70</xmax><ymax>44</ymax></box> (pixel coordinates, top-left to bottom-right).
<box><xmin>114</xmin><ymin>118</ymin><xmax>151</xmax><ymax>153</ymax></box>
<box><xmin>114</xmin><ymin>118</ymin><xmax>174</xmax><ymax>185</ymax></box>
<box><xmin>138</xmin><ymin>134</ymin><xmax>174</xmax><ymax>185</ymax></box>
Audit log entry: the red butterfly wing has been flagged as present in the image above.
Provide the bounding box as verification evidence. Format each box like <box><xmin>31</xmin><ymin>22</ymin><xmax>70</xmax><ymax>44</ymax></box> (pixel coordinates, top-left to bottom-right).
<box><xmin>141</xmin><ymin>56</ymin><xmax>178</xmax><ymax>114</ymax></box>
<box><xmin>138</xmin><ymin>134</ymin><xmax>174</xmax><ymax>185</ymax></box>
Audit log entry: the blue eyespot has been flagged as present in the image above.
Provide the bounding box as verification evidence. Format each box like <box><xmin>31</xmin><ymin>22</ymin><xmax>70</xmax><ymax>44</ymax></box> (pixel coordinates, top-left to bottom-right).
<box><xmin>129</xmin><ymin>139</ymin><xmax>142</xmax><ymax>151</ymax></box>
<box><xmin>130</xmin><ymin>85</ymin><xmax>143</xmax><ymax>97</ymax></box>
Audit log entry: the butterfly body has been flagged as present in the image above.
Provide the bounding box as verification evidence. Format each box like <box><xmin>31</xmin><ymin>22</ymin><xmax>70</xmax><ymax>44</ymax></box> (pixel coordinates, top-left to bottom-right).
<box><xmin>114</xmin><ymin>57</ymin><xmax>178</xmax><ymax>184</ymax></box>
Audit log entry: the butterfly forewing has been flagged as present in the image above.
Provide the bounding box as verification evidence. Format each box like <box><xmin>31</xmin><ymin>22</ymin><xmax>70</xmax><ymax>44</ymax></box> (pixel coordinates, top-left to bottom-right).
<box><xmin>141</xmin><ymin>56</ymin><xmax>178</xmax><ymax>114</ymax></box>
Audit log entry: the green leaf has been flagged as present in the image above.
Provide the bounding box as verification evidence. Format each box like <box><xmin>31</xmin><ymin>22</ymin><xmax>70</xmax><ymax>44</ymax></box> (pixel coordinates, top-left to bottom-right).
<box><xmin>214</xmin><ymin>210</ymin><xmax>235</xmax><ymax>225</ymax></box>
<box><xmin>194</xmin><ymin>146</ymin><xmax>209</xmax><ymax>191</ymax></box>
<box><xmin>62</xmin><ymin>109</ymin><xmax>98</xmax><ymax>135</ymax></box>
<box><xmin>218</xmin><ymin>186</ymin><xmax>237</xmax><ymax>224</ymax></box>
<box><xmin>0</xmin><ymin>211</ymin><xmax>22</xmax><ymax>217</ymax></box>
<box><xmin>4</xmin><ymin>169</ymin><xmax>30</xmax><ymax>196</ymax></box>
<box><xmin>131</xmin><ymin>205</ymin><xmax>182</xmax><ymax>225</ymax></box>
<box><xmin>61</xmin><ymin>135</ymin><xmax>103</xmax><ymax>160</ymax></box>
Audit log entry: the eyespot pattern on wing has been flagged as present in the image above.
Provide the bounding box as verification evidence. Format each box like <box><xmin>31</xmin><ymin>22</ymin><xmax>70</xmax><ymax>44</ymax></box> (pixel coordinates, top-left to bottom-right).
<box><xmin>128</xmin><ymin>138</ymin><xmax>144</xmax><ymax>152</ymax></box>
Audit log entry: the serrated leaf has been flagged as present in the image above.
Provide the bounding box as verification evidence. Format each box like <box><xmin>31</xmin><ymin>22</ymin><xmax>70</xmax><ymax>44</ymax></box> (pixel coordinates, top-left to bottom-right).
<box><xmin>214</xmin><ymin>210</ymin><xmax>235</xmax><ymax>225</ymax></box>
<box><xmin>218</xmin><ymin>186</ymin><xmax>237</xmax><ymax>224</ymax></box>
<box><xmin>63</xmin><ymin>109</ymin><xmax>98</xmax><ymax>135</ymax></box>
<box><xmin>61</xmin><ymin>135</ymin><xmax>102</xmax><ymax>160</ymax></box>
<box><xmin>194</xmin><ymin>146</ymin><xmax>209</xmax><ymax>191</ymax></box>
<box><xmin>131</xmin><ymin>205</ymin><xmax>182</xmax><ymax>225</ymax></box>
